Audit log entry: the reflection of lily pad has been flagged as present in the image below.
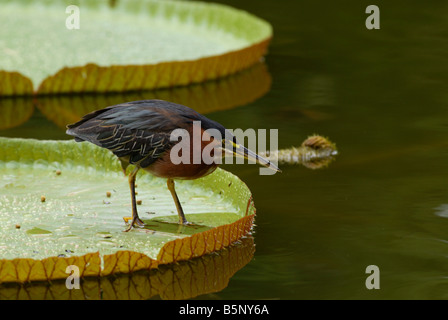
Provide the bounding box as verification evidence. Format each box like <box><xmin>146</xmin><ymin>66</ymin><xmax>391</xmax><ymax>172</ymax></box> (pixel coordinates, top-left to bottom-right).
<box><xmin>36</xmin><ymin>62</ymin><xmax>272</xmax><ymax>129</ymax></box>
<box><xmin>0</xmin><ymin>138</ymin><xmax>256</xmax><ymax>283</ymax></box>
<box><xmin>0</xmin><ymin>97</ymin><xmax>34</xmax><ymax>130</ymax></box>
<box><xmin>0</xmin><ymin>0</ymin><xmax>272</xmax><ymax>96</ymax></box>
<box><xmin>0</xmin><ymin>62</ymin><xmax>271</xmax><ymax>133</ymax></box>
<box><xmin>0</xmin><ymin>237</ymin><xmax>255</xmax><ymax>300</ymax></box>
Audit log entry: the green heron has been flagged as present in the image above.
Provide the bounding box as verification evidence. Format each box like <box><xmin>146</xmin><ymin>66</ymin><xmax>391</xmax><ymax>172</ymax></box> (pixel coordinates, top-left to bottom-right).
<box><xmin>67</xmin><ymin>100</ymin><xmax>280</xmax><ymax>231</ymax></box>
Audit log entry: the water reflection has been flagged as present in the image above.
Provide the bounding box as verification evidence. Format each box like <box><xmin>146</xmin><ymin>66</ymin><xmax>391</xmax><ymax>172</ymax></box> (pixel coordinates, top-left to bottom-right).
<box><xmin>0</xmin><ymin>237</ymin><xmax>255</xmax><ymax>300</ymax></box>
<box><xmin>0</xmin><ymin>97</ymin><xmax>34</xmax><ymax>130</ymax></box>
<box><xmin>0</xmin><ymin>62</ymin><xmax>271</xmax><ymax>136</ymax></box>
<box><xmin>434</xmin><ymin>205</ymin><xmax>448</xmax><ymax>219</ymax></box>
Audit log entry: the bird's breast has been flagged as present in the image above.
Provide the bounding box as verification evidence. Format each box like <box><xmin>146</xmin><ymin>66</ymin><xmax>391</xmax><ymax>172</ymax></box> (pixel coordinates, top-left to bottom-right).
<box><xmin>144</xmin><ymin>127</ymin><xmax>221</xmax><ymax>180</ymax></box>
<box><xmin>145</xmin><ymin>158</ymin><xmax>219</xmax><ymax>180</ymax></box>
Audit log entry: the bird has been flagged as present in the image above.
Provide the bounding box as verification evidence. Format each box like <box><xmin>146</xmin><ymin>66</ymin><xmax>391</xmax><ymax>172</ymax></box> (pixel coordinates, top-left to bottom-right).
<box><xmin>66</xmin><ymin>99</ymin><xmax>280</xmax><ymax>231</ymax></box>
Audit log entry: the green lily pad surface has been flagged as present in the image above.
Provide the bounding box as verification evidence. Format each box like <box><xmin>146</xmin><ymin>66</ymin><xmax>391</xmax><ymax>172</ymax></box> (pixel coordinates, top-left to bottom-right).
<box><xmin>0</xmin><ymin>0</ymin><xmax>272</xmax><ymax>95</ymax></box>
<box><xmin>0</xmin><ymin>138</ymin><xmax>255</xmax><ymax>282</ymax></box>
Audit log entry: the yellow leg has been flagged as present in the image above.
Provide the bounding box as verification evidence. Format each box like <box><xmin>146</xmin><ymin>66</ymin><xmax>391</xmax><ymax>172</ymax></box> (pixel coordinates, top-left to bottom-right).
<box><xmin>124</xmin><ymin>166</ymin><xmax>145</xmax><ymax>231</ymax></box>
<box><xmin>167</xmin><ymin>178</ymin><xmax>188</xmax><ymax>225</ymax></box>
<box><xmin>118</xmin><ymin>157</ymin><xmax>130</xmax><ymax>176</ymax></box>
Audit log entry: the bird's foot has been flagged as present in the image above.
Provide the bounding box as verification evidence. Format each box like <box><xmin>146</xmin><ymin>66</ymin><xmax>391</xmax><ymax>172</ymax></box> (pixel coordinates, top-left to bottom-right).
<box><xmin>123</xmin><ymin>216</ymin><xmax>145</xmax><ymax>232</ymax></box>
<box><xmin>179</xmin><ymin>219</ymin><xmax>191</xmax><ymax>226</ymax></box>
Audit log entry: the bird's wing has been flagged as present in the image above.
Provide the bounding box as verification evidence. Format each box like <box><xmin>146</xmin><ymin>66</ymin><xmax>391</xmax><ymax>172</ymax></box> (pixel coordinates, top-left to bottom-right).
<box><xmin>95</xmin><ymin>126</ymin><xmax>173</xmax><ymax>167</ymax></box>
<box><xmin>66</xmin><ymin>102</ymin><xmax>185</xmax><ymax>167</ymax></box>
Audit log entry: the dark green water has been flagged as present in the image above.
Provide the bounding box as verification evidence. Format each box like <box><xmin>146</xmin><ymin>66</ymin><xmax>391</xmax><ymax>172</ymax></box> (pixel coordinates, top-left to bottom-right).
<box><xmin>2</xmin><ymin>0</ymin><xmax>448</xmax><ymax>299</ymax></box>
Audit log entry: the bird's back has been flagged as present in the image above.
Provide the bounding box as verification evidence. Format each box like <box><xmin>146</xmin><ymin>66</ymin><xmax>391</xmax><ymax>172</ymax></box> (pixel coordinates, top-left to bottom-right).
<box><xmin>66</xmin><ymin>100</ymin><xmax>226</xmax><ymax>169</ymax></box>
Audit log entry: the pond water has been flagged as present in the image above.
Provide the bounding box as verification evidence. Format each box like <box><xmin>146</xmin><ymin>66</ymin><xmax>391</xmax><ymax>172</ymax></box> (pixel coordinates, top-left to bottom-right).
<box><xmin>1</xmin><ymin>0</ymin><xmax>448</xmax><ymax>299</ymax></box>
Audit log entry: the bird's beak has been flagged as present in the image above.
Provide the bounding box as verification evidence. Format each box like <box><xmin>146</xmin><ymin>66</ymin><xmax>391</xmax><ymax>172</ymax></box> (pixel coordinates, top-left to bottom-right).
<box><xmin>222</xmin><ymin>140</ymin><xmax>281</xmax><ymax>173</ymax></box>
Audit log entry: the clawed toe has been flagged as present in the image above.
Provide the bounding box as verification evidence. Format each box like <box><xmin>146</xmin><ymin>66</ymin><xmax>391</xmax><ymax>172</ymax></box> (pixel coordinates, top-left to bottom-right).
<box><xmin>123</xmin><ymin>217</ymin><xmax>145</xmax><ymax>232</ymax></box>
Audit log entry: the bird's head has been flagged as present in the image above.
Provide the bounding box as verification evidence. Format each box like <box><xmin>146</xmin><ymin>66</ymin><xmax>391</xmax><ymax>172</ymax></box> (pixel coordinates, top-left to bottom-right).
<box><xmin>198</xmin><ymin>117</ymin><xmax>281</xmax><ymax>173</ymax></box>
<box><xmin>219</xmin><ymin>131</ymin><xmax>281</xmax><ymax>173</ymax></box>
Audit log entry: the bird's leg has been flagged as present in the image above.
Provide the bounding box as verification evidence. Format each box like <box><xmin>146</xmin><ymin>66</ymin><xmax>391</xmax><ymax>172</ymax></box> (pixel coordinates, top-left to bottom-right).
<box><xmin>167</xmin><ymin>178</ymin><xmax>189</xmax><ymax>225</ymax></box>
<box><xmin>118</xmin><ymin>157</ymin><xmax>130</xmax><ymax>176</ymax></box>
<box><xmin>124</xmin><ymin>166</ymin><xmax>145</xmax><ymax>231</ymax></box>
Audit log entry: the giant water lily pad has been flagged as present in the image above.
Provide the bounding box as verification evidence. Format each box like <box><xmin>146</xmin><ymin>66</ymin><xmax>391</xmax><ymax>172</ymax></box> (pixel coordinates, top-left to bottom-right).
<box><xmin>0</xmin><ymin>138</ymin><xmax>255</xmax><ymax>283</ymax></box>
<box><xmin>0</xmin><ymin>0</ymin><xmax>272</xmax><ymax>96</ymax></box>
